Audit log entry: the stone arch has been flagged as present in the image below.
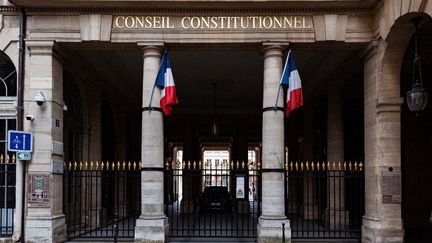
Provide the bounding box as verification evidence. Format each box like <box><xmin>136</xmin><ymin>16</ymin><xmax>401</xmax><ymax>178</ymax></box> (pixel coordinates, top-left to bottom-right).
<box><xmin>381</xmin><ymin>12</ymin><xmax>432</xmax><ymax>98</ymax></box>
<box><xmin>0</xmin><ymin>51</ymin><xmax>17</xmax><ymax>97</ymax></box>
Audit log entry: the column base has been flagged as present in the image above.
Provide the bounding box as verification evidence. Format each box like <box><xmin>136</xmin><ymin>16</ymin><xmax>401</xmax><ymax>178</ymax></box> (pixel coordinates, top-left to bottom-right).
<box><xmin>257</xmin><ymin>217</ymin><xmax>291</xmax><ymax>243</ymax></box>
<box><xmin>25</xmin><ymin>214</ymin><xmax>66</xmax><ymax>243</ymax></box>
<box><xmin>134</xmin><ymin>216</ymin><xmax>168</xmax><ymax>243</ymax></box>
<box><xmin>324</xmin><ymin>208</ymin><xmax>349</xmax><ymax>230</ymax></box>
<box><xmin>362</xmin><ymin>216</ymin><xmax>404</xmax><ymax>243</ymax></box>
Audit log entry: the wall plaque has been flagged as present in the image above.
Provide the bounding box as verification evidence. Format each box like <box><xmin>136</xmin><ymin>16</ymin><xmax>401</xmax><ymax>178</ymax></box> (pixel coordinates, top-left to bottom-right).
<box><xmin>381</xmin><ymin>167</ymin><xmax>401</xmax><ymax>204</ymax></box>
<box><xmin>28</xmin><ymin>174</ymin><xmax>50</xmax><ymax>208</ymax></box>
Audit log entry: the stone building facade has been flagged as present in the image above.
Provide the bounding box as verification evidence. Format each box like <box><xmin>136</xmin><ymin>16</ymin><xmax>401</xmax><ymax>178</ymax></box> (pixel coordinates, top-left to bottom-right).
<box><xmin>0</xmin><ymin>0</ymin><xmax>431</xmax><ymax>242</ymax></box>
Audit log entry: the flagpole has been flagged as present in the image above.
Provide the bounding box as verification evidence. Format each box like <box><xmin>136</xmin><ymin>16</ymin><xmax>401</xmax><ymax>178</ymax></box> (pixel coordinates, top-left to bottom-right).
<box><xmin>274</xmin><ymin>84</ymin><xmax>282</xmax><ymax>111</ymax></box>
<box><xmin>147</xmin><ymin>49</ymin><xmax>167</xmax><ymax>113</ymax></box>
<box><xmin>274</xmin><ymin>49</ymin><xmax>291</xmax><ymax>111</ymax></box>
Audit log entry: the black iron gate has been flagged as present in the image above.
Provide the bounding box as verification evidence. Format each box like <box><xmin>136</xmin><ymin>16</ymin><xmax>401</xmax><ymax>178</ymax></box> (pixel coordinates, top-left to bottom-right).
<box><xmin>285</xmin><ymin>161</ymin><xmax>364</xmax><ymax>239</ymax></box>
<box><xmin>63</xmin><ymin>161</ymin><xmax>141</xmax><ymax>240</ymax></box>
<box><xmin>0</xmin><ymin>155</ymin><xmax>15</xmax><ymax>237</ymax></box>
<box><xmin>165</xmin><ymin>161</ymin><xmax>261</xmax><ymax>238</ymax></box>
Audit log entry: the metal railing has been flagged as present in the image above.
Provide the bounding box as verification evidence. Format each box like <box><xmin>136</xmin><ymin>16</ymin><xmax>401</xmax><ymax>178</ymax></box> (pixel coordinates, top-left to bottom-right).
<box><xmin>0</xmin><ymin>154</ymin><xmax>15</xmax><ymax>237</ymax></box>
<box><xmin>165</xmin><ymin>160</ymin><xmax>261</xmax><ymax>238</ymax></box>
<box><xmin>285</xmin><ymin>161</ymin><xmax>364</xmax><ymax>239</ymax></box>
<box><xmin>63</xmin><ymin>161</ymin><xmax>141</xmax><ymax>241</ymax></box>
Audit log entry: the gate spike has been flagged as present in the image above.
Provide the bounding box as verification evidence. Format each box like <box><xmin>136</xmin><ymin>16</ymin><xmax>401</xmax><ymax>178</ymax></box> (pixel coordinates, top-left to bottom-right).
<box><xmin>139</xmin><ymin>161</ymin><xmax>142</xmax><ymax>170</ymax></box>
<box><xmin>199</xmin><ymin>160</ymin><xmax>202</xmax><ymax>170</ymax></box>
<box><xmin>295</xmin><ymin>162</ymin><xmax>299</xmax><ymax>171</ymax></box>
<box><xmin>133</xmin><ymin>161</ymin><xmax>136</xmax><ymax>170</ymax></box>
<box><xmin>359</xmin><ymin>162</ymin><xmax>363</xmax><ymax>171</ymax></box>
<box><xmin>354</xmin><ymin>161</ymin><xmax>358</xmax><ymax>171</ymax></box>
<box><xmin>284</xmin><ymin>161</ymin><xmax>288</xmax><ymax>171</ymax></box>
<box><xmin>68</xmin><ymin>162</ymin><xmax>72</xmax><ymax>170</ymax></box>
<box><xmin>236</xmin><ymin>161</ymin><xmax>239</xmax><ymax>170</ymax></box>
<box><xmin>187</xmin><ymin>161</ymin><xmax>191</xmax><ymax>170</ymax></box>
<box><xmin>79</xmin><ymin>161</ymin><xmax>83</xmax><ymax>170</ymax></box>
<box><xmin>306</xmin><ymin>161</ymin><xmax>309</xmax><ymax>171</ymax></box>
<box><xmin>111</xmin><ymin>162</ymin><xmax>115</xmax><ymax>171</ymax></box>
<box><xmin>326</xmin><ymin>161</ymin><xmax>330</xmax><ymax>170</ymax></box>
<box><xmin>122</xmin><ymin>161</ymin><xmax>126</xmax><ymax>170</ymax></box>
<box><xmin>6</xmin><ymin>154</ymin><xmax>9</xmax><ymax>163</ymax></box>
<box><xmin>343</xmin><ymin>162</ymin><xmax>347</xmax><ymax>171</ymax></box>
<box><xmin>349</xmin><ymin>161</ymin><xmax>352</xmax><ymax>171</ymax></box>
<box><xmin>242</xmin><ymin>161</ymin><xmax>245</xmax><ymax>169</ymax></box>
<box><xmin>301</xmin><ymin>162</ymin><xmax>304</xmax><ymax>171</ymax></box>
<box><xmin>12</xmin><ymin>154</ymin><xmax>16</xmax><ymax>163</ymax></box>
<box><xmin>193</xmin><ymin>161</ymin><xmax>196</xmax><ymax>170</ymax></box>
<box><xmin>90</xmin><ymin>161</ymin><xmax>94</xmax><ymax>170</ymax></box>
<box><xmin>116</xmin><ymin>161</ymin><xmax>119</xmax><ymax>171</ymax></box>
<box><xmin>101</xmin><ymin>161</ymin><xmax>105</xmax><ymax>170</ymax></box>
<box><xmin>322</xmin><ymin>161</ymin><xmax>325</xmax><ymax>171</ymax></box>
<box><xmin>166</xmin><ymin>161</ymin><xmax>170</xmax><ymax>170</ymax></box>
<box><xmin>290</xmin><ymin>161</ymin><xmax>293</xmax><ymax>171</ymax></box>
<box><xmin>96</xmin><ymin>161</ymin><xmax>99</xmax><ymax>170</ymax></box>
<box><xmin>0</xmin><ymin>154</ymin><xmax>3</xmax><ymax>163</ymax></box>
<box><xmin>231</xmin><ymin>161</ymin><xmax>234</xmax><ymax>170</ymax></box>
<box><xmin>257</xmin><ymin>161</ymin><xmax>261</xmax><ymax>170</ymax></box>
<box><xmin>317</xmin><ymin>161</ymin><xmax>320</xmax><ymax>171</ymax></box>
<box><xmin>86</xmin><ymin>161</ymin><xmax>90</xmax><ymax>170</ymax></box>
<box><xmin>311</xmin><ymin>161</ymin><xmax>315</xmax><ymax>171</ymax></box>
<box><xmin>128</xmin><ymin>161</ymin><xmax>131</xmax><ymax>170</ymax></box>
<box><xmin>338</xmin><ymin>161</ymin><xmax>342</xmax><ymax>171</ymax></box>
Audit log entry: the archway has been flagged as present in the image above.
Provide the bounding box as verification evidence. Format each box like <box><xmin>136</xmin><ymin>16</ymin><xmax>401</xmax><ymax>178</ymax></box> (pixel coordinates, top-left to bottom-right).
<box><xmin>400</xmin><ymin>15</ymin><xmax>432</xmax><ymax>242</ymax></box>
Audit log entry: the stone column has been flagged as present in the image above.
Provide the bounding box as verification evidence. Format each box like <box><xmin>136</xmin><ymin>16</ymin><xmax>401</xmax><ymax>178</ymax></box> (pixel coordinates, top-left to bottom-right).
<box><xmin>134</xmin><ymin>45</ymin><xmax>168</xmax><ymax>243</ymax></box>
<box><xmin>24</xmin><ymin>41</ymin><xmax>66</xmax><ymax>242</ymax></box>
<box><xmin>361</xmin><ymin>41</ymin><xmax>404</xmax><ymax>243</ymax></box>
<box><xmin>257</xmin><ymin>44</ymin><xmax>290</xmax><ymax>243</ymax></box>
<box><xmin>303</xmin><ymin>105</ymin><xmax>318</xmax><ymax>219</ymax></box>
<box><xmin>324</xmin><ymin>87</ymin><xmax>349</xmax><ymax>229</ymax></box>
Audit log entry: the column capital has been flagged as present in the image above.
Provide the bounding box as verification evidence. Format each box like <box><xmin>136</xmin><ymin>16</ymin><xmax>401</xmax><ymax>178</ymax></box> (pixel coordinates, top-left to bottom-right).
<box><xmin>26</xmin><ymin>40</ymin><xmax>65</xmax><ymax>62</ymax></box>
<box><xmin>260</xmin><ymin>43</ymin><xmax>287</xmax><ymax>58</ymax></box>
<box><xmin>376</xmin><ymin>97</ymin><xmax>404</xmax><ymax>113</ymax></box>
<box><xmin>137</xmin><ymin>43</ymin><xmax>164</xmax><ymax>58</ymax></box>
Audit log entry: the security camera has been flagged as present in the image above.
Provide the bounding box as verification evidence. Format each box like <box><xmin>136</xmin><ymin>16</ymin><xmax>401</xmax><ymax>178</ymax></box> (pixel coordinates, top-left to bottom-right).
<box><xmin>34</xmin><ymin>91</ymin><xmax>46</xmax><ymax>106</ymax></box>
<box><xmin>26</xmin><ymin>114</ymin><xmax>35</xmax><ymax>121</ymax></box>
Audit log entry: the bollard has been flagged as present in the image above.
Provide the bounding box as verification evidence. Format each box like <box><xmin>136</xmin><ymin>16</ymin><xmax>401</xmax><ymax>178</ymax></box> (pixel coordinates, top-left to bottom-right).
<box><xmin>282</xmin><ymin>222</ymin><xmax>285</xmax><ymax>243</ymax></box>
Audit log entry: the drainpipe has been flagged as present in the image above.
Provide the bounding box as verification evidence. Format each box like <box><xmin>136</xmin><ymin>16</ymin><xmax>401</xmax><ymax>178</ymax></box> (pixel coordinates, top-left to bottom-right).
<box><xmin>13</xmin><ymin>7</ymin><xmax>26</xmax><ymax>243</ymax></box>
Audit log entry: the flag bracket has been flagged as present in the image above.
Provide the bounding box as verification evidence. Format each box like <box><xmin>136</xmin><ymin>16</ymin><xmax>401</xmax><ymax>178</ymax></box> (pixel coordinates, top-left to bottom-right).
<box><xmin>262</xmin><ymin>107</ymin><xmax>284</xmax><ymax>112</ymax></box>
<box><xmin>142</xmin><ymin>107</ymin><xmax>163</xmax><ymax>112</ymax></box>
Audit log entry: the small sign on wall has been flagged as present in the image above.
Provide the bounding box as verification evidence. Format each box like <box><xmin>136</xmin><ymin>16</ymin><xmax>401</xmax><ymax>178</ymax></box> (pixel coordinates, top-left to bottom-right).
<box><xmin>382</xmin><ymin>167</ymin><xmax>401</xmax><ymax>204</ymax></box>
<box><xmin>236</xmin><ymin>176</ymin><xmax>245</xmax><ymax>199</ymax></box>
<box><xmin>28</xmin><ymin>174</ymin><xmax>50</xmax><ymax>208</ymax></box>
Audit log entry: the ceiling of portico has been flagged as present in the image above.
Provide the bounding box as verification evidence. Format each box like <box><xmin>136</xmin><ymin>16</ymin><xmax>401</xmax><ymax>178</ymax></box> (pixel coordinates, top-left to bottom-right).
<box><xmin>61</xmin><ymin>42</ymin><xmax>364</xmax><ymax>115</ymax></box>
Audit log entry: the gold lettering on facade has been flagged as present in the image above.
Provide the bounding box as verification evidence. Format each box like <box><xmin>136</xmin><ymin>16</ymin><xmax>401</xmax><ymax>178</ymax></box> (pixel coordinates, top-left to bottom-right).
<box><xmin>113</xmin><ymin>16</ymin><xmax>312</xmax><ymax>30</ymax></box>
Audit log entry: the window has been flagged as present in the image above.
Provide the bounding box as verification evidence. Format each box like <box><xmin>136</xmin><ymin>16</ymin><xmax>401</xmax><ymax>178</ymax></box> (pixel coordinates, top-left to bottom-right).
<box><xmin>0</xmin><ymin>53</ymin><xmax>17</xmax><ymax>97</ymax></box>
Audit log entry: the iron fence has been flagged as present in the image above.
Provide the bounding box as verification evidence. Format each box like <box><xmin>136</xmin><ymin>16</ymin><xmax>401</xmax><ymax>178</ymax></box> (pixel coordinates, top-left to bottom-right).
<box><xmin>285</xmin><ymin>161</ymin><xmax>364</xmax><ymax>239</ymax></box>
<box><xmin>165</xmin><ymin>160</ymin><xmax>261</xmax><ymax>238</ymax></box>
<box><xmin>0</xmin><ymin>154</ymin><xmax>15</xmax><ymax>237</ymax></box>
<box><xmin>63</xmin><ymin>161</ymin><xmax>141</xmax><ymax>241</ymax></box>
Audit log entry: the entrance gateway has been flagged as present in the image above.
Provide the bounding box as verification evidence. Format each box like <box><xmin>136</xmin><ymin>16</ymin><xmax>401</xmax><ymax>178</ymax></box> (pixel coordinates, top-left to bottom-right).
<box><xmin>61</xmin><ymin>43</ymin><xmax>365</xmax><ymax>242</ymax></box>
<box><xmin>10</xmin><ymin>1</ymin><xmax>430</xmax><ymax>242</ymax></box>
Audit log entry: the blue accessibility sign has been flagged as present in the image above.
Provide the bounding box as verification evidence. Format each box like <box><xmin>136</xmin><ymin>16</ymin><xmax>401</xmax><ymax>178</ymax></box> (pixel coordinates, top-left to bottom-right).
<box><xmin>8</xmin><ymin>130</ymin><xmax>33</xmax><ymax>152</ymax></box>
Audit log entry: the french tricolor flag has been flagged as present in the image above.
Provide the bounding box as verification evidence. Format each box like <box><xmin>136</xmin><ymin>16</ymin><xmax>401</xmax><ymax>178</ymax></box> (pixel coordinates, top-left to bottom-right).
<box><xmin>280</xmin><ymin>50</ymin><xmax>304</xmax><ymax>117</ymax></box>
<box><xmin>155</xmin><ymin>51</ymin><xmax>178</xmax><ymax>116</ymax></box>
